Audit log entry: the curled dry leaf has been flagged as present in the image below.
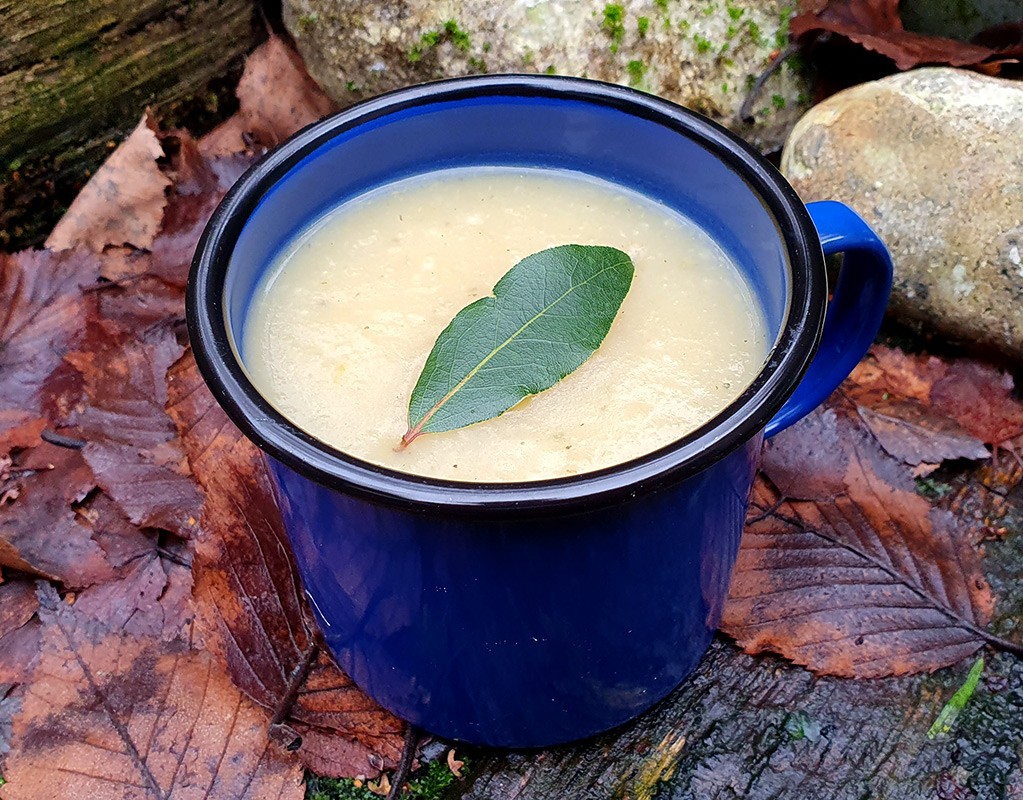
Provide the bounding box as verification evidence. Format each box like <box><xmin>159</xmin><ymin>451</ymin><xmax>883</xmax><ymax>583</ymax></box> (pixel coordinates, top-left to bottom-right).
<box><xmin>724</xmin><ymin>408</ymin><xmax>1003</xmax><ymax>677</ymax></box>
<box><xmin>166</xmin><ymin>353</ymin><xmax>404</xmax><ymax>777</ymax></box>
<box><xmin>201</xmin><ymin>35</ymin><xmax>337</xmax><ymax>158</ymax></box>
<box><xmin>45</xmin><ymin>114</ymin><xmax>171</xmax><ymax>253</ymax></box>
<box><xmin>0</xmin><ymin>584</ymin><xmax>304</xmax><ymax>800</ymax></box>
<box><xmin>791</xmin><ymin>0</ymin><xmax>1023</xmax><ymax>72</ymax></box>
<box><xmin>856</xmin><ymin>400</ymin><xmax>989</xmax><ymax>467</ymax></box>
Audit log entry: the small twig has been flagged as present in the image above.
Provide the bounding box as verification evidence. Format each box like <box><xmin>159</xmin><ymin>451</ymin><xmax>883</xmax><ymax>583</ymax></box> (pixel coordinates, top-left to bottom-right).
<box><xmin>269</xmin><ymin>643</ymin><xmax>319</xmax><ymax>728</ymax></box>
<box><xmin>156</xmin><ymin>546</ymin><xmax>192</xmax><ymax>569</ymax></box>
<box><xmin>386</xmin><ymin>724</ymin><xmax>422</xmax><ymax>800</ymax></box>
<box><xmin>41</xmin><ymin>429</ymin><xmax>87</xmax><ymax>450</ymax></box>
<box><xmin>738</xmin><ymin>41</ymin><xmax>801</xmax><ymax>124</ymax></box>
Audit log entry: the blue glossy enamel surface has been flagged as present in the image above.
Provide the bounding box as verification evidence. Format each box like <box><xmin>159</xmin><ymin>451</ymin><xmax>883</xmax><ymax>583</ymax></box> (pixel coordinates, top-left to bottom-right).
<box><xmin>188</xmin><ymin>76</ymin><xmax>892</xmax><ymax>747</ymax></box>
<box><xmin>269</xmin><ymin>436</ymin><xmax>759</xmax><ymax>747</ymax></box>
<box><xmin>766</xmin><ymin>201</ymin><xmax>894</xmax><ymax>436</ymax></box>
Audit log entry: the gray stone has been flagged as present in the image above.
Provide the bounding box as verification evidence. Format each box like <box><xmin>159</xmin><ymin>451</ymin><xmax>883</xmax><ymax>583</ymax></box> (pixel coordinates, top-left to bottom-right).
<box><xmin>282</xmin><ymin>0</ymin><xmax>809</xmax><ymax>152</ymax></box>
<box><xmin>781</xmin><ymin>68</ymin><xmax>1023</xmax><ymax>361</ymax></box>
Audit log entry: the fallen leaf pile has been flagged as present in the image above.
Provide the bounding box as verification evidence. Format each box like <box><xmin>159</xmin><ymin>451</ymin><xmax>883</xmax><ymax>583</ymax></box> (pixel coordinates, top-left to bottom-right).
<box><xmin>1</xmin><ymin>34</ymin><xmax>1021</xmax><ymax>799</ymax></box>
<box><xmin>791</xmin><ymin>0</ymin><xmax>1023</xmax><ymax>74</ymax></box>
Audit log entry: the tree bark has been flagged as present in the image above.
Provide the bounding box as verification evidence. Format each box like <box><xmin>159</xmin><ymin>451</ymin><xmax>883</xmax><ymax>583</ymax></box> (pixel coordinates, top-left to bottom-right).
<box><xmin>0</xmin><ymin>0</ymin><xmax>260</xmax><ymax>248</ymax></box>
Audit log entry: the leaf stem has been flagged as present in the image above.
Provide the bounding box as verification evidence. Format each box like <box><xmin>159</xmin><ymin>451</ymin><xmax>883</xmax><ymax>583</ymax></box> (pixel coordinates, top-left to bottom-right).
<box><xmin>386</xmin><ymin>724</ymin><xmax>421</xmax><ymax>800</ymax></box>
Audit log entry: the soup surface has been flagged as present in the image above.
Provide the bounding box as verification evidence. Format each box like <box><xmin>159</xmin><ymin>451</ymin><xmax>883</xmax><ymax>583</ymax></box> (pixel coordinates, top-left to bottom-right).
<box><xmin>243</xmin><ymin>167</ymin><xmax>769</xmax><ymax>482</ymax></box>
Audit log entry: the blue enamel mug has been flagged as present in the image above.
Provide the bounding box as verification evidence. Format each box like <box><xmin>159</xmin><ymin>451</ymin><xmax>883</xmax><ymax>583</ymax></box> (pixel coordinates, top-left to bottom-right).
<box><xmin>188</xmin><ymin>75</ymin><xmax>892</xmax><ymax>748</ymax></box>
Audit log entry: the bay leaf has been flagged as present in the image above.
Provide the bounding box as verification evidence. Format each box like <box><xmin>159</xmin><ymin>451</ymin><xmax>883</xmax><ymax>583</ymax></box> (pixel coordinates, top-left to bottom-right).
<box><xmin>403</xmin><ymin>244</ymin><xmax>634</xmax><ymax>446</ymax></box>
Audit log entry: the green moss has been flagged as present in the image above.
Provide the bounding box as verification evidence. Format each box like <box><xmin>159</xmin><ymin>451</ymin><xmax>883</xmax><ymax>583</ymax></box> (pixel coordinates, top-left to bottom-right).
<box><xmin>443</xmin><ymin>19</ymin><xmax>471</xmax><ymax>51</ymax></box>
<box><xmin>776</xmin><ymin>2</ymin><xmax>796</xmax><ymax>47</ymax></box>
<box><xmin>306</xmin><ymin>777</ymin><xmax>375</xmax><ymax>800</ymax></box>
<box><xmin>306</xmin><ymin>757</ymin><xmax>471</xmax><ymax>800</ymax></box>
<box><xmin>915</xmin><ymin>476</ymin><xmax>953</xmax><ymax>499</ymax></box>
<box><xmin>602</xmin><ymin>4</ymin><xmax>626</xmax><ymax>52</ymax></box>
<box><xmin>654</xmin><ymin>0</ymin><xmax>671</xmax><ymax>29</ymax></box>
<box><xmin>468</xmin><ymin>56</ymin><xmax>487</xmax><ymax>72</ymax></box>
<box><xmin>721</xmin><ymin>82</ymin><xmax>728</xmax><ymax>93</ymax></box>
<box><xmin>784</xmin><ymin>710</ymin><xmax>822</xmax><ymax>742</ymax></box>
<box><xmin>296</xmin><ymin>12</ymin><xmax>319</xmax><ymax>31</ymax></box>
<box><xmin>747</xmin><ymin>19</ymin><xmax>764</xmax><ymax>46</ymax></box>
<box><xmin>694</xmin><ymin>33</ymin><xmax>713</xmax><ymax>53</ymax></box>
<box><xmin>726</xmin><ymin>3</ymin><xmax>744</xmax><ymax>20</ymax></box>
<box><xmin>771</xmin><ymin>93</ymin><xmax>786</xmax><ymax>109</ymax></box>
<box><xmin>406</xmin><ymin>759</ymin><xmax>465</xmax><ymax>799</ymax></box>
<box><xmin>408</xmin><ymin>19</ymin><xmax>471</xmax><ymax>63</ymax></box>
<box><xmin>626</xmin><ymin>59</ymin><xmax>646</xmax><ymax>87</ymax></box>
<box><xmin>344</xmin><ymin>80</ymin><xmax>360</xmax><ymax>92</ymax></box>
<box><xmin>726</xmin><ymin>23</ymin><xmax>739</xmax><ymax>38</ymax></box>
<box><xmin>544</xmin><ymin>64</ymin><xmax>558</xmax><ymax>74</ymax></box>
<box><xmin>637</xmin><ymin>15</ymin><xmax>650</xmax><ymax>36</ymax></box>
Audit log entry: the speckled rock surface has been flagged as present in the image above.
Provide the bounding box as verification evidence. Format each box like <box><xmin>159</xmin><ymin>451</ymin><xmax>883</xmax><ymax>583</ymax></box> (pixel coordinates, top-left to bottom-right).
<box><xmin>283</xmin><ymin>0</ymin><xmax>808</xmax><ymax>151</ymax></box>
<box><xmin>782</xmin><ymin>68</ymin><xmax>1023</xmax><ymax>361</ymax></box>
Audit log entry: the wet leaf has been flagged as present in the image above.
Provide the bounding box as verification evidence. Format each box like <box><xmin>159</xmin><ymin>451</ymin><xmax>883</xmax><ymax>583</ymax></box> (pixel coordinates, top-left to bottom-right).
<box><xmin>0</xmin><ymin>584</ymin><xmax>304</xmax><ymax>800</ymax></box>
<box><xmin>857</xmin><ymin>400</ymin><xmax>989</xmax><ymax>467</ymax></box>
<box><xmin>930</xmin><ymin>361</ymin><xmax>1023</xmax><ymax>448</ymax></box>
<box><xmin>67</xmin><ymin>322</ymin><xmax>201</xmax><ymax>537</ymax></box>
<box><xmin>0</xmin><ymin>444</ymin><xmax>114</xmax><ymax>588</ymax></box>
<box><xmin>0</xmin><ymin>249</ymin><xmax>99</xmax><ymax>415</ymax></box>
<box><xmin>0</xmin><ymin>414</ymin><xmax>45</xmax><ymax>457</ymax></box>
<box><xmin>725</xmin><ymin>410</ymin><xmax>999</xmax><ymax>677</ymax></box>
<box><xmin>762</xmin><ymin>407</ymin><xmax>848</xmax><ymax>501</ymax></box>
<box><xmin>46</xmin><ymin>115</ymin><xmax>171</xmax><ymax>253</ymax></box>
<box><xmin>404</xmin><ymin>245</ymin><xmax>634</xmax><ymax>445</ymax></box>
<box><xmin>167</xmin><ymin>353</ymin><xmax>404</xmax><ymax>777</ymax></box>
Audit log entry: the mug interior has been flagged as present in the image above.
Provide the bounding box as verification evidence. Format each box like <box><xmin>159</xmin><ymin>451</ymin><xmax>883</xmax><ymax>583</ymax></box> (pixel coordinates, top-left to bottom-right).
<box><xmin>190</xmin><ymin>76</ymin><xmax>825</xmax><ymax>513</ymax></box>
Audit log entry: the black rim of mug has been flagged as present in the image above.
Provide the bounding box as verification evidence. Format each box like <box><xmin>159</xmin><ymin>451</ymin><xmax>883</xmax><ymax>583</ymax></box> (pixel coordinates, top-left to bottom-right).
<box><xmin>187</xmin><ymin>74</ymin><xmax>827</xmax><ymax>518</ymax></box>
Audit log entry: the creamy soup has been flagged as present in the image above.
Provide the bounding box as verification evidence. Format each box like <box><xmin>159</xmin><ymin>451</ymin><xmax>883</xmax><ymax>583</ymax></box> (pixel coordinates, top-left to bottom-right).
<box><xmin>243</xmin><ymin>168</ymin><xmax>769</xmax><ymax>482</ymax></box>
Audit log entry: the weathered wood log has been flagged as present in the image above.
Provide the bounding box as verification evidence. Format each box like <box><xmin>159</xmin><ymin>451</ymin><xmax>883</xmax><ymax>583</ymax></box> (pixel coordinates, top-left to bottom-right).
<box><xmin>0</xmin><ymin>0</ymin><xmax>260</xmax><ymax>248</ymax></box>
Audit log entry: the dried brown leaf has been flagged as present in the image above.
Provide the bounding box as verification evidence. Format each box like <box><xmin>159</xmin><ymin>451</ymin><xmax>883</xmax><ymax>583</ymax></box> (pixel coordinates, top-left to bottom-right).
<box><xmin>727</xmin><ymin>410</ymin><xmax>1001</xmax><ymax>677</ymax></box>
<box><xmin>930</xmin><ymin>361</ymin><xmax>1023</xmax><ymax>448</ymax></box>
<box><xmin>167</xmin><ymin>352</ymin><xmax>403</xmax><ymax>777</ymax></box>
<box><xmin>73</xmin><ymin>547</ymin><xmax>193</xmax><ymax>643</ymax></box>
<box><xmin>857</xmin><ymin>400</ymin><xmax>989</xmax><ymax>466</ymax></box>
<box><xmin>791</xmin><ymin>0</ymin><xmax>1023</xmax><ymax>71</ymax></box>
<box><xmin>66</xmin><ymin>322</ymin><xmax>201</xmax><ymax>537</ymax></box>
<box><xmin>0</xmin><ymin>413</ymin><xmax>45</xmax><ymax>457</ymax></box>
<box><xmin>45</xmin><ymin>115</ymin><xmax>171</xmax><ymax>253</ymax></box>
<box><xmin>762</xmin><ymin>407</ymin><xmax>848</xmax><ymax>500</ymax></box>
<box><xmin>202</xmin><ymin>36</ymin><xmax>337</xmax><ymax>157</ymax></box>
<box><xmin>0</xmin><ymin>444</ymin><xmax>114</xmax><ymax>588</ymax></box>
<box><xmin>846</xmin><ymin>345</ymin><xmax>947</xmax><ymax>406</ymax></box>
<box><xmin>0</xmin><ymin>584</ymin><xmax>304</xmax><ymax>800</ymax></box>
<box><xmin>0</xmin><ymin>249</ymin><xmax>99</xmax><ymax>415</ymax></box>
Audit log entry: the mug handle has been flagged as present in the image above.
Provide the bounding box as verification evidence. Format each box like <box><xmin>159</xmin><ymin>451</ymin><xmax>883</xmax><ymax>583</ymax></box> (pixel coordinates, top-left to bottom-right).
<box><xmin>764</xmin><ymin>200</ymin><xmax>893</xmax><ymax>438</ymax></box>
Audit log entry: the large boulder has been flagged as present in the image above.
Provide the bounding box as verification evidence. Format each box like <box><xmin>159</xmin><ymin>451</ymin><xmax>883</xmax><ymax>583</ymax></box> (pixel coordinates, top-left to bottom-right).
<box><xmin>782</xmin><ymin>68</ymin><xmax>1023</xmax><ymax>361</ymax></box>
<box><xmin>282</xmin><ymin>0</ymin><xmax>809</xmax><ymax>152</ymax></box>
